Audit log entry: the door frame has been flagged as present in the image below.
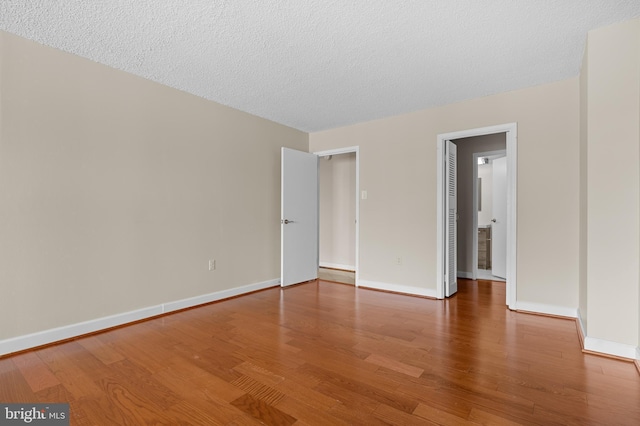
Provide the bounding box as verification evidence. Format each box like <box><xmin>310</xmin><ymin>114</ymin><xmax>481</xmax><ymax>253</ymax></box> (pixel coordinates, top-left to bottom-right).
<box><xmin>472</xmin><ymin>149</ymin><xmax>506</xmax><ymax>281</ymax></box>
<box><xmin>436</xmin><ymin>123</ymin><xmax>517</xmax><ymax>308</ymax></box>
<box><xmin>313</xmin><ymin>146</ymin><xmax>360</xmax><ymax>287</ymax></box>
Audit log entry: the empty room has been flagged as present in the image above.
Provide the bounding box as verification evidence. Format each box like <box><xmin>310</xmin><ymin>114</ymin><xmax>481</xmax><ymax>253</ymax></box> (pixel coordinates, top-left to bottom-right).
<box><xmin>1</xmin><ymin>2</ymin><xmax>640</xmax><ymax>425</ymax></box>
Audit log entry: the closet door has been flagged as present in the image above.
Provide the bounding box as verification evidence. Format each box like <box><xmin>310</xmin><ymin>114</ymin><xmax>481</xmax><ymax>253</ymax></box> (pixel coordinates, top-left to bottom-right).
<box><xmin>445</xmin><ymin>141</ymin><xmax>457</xmax><ymax>296</ymax></box>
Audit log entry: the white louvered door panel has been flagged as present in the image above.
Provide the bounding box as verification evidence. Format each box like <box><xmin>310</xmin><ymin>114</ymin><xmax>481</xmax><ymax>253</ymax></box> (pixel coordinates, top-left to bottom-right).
<box><xmin>445</xmin><ymin>140</ymin><xmax>458</xmax><ymax>296</ymax></box>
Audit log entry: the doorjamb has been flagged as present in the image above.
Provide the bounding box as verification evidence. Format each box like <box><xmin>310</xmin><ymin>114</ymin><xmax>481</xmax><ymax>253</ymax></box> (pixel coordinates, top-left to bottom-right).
<box><xmin>436</xmin><ymin>123</ymin><xmax>517</xmax><ymax>309</ymax></box>
<box><xmin>313</xmin><ymin>146</ymin><xmax>360</xmax><ymax>287</ymax></box>
<box><xmin>472</xmin><ymin>149</ymin><xmax>506</xmax><ymax>281</ymax></box>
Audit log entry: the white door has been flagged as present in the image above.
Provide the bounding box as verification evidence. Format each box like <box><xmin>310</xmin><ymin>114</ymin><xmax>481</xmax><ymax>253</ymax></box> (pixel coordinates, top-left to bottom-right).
<box><xmin>492</xmin><ymin>156</ymin><xmax>507</xmax><ymax>279</ymax></box>
<box><xmin>281</xmin><ymin>148</ymin><xmax>319</xmax><ymax>287</ymax></box>
<box><xmin>445</xmin><ymin>141</ymin><xmax>458</xmax><ymax>296</ymax></box>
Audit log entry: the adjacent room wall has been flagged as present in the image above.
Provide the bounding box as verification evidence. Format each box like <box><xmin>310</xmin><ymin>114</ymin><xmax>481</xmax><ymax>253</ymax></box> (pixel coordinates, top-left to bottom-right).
<box><xmin>310</xmin><ymin>77</ymin><xmax>579</xmax><ymax>310</ymax></box>
<box><xmin>477</xmin><ymin>164</ymin><xmax>494</xmax><ymax>227</ymax></box>
<box><xmin>319</xmin><ymin>152</ymin><xmax>356</xmax><ymax>270</ymax></box>
<box><xmin>0</xmin><ymin>31</ymin><xmax>308</xmax><ymax>345</ymax></box>
<box><xmin>452</xmin><ymin>133</ymin><xmax>506</xmax><ymax>277</ymax></box>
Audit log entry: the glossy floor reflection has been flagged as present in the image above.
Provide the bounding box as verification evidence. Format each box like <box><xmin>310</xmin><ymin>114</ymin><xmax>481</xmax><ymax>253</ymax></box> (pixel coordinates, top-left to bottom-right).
<box><xmin>0</xmin><ymin>279</ymin><xmax>638</xmax><ymax>424</ymax></box>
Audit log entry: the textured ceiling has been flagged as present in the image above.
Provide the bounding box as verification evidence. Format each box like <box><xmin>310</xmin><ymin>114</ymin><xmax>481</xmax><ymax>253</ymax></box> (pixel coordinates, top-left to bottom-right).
<box><xmin>1</xmin><ymin>1</ymin><xmax>640</xmax><ymax>132</ymax></box>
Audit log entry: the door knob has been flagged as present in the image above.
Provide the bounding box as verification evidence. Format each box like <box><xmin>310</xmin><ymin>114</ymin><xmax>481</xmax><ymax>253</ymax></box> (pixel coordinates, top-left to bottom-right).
<box><xmin>491</xmin><ymin>218</ymin><xmax>497</xmax><ymax>223</ymax></box>
<box><xmin>282</xmin><ymin>219</ymin><xmax>295</xmax><ymax>224</ymax></box>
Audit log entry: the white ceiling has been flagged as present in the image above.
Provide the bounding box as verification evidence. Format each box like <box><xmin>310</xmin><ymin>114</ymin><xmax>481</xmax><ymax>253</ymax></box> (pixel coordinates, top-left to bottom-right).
<box><xmin>1</xmin><ymin>1</ymin><xmax>640</xmax><ymax>132</ymax></box>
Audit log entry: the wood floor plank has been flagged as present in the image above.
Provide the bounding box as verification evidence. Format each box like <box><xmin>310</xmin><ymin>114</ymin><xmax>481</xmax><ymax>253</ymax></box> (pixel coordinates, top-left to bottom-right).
<box><xmin>374</xmin><ymin>403</ymin><xmax>441</xmax><ymax>425</ymax></box>
<box><xmin>171</xmin><ymin>343</ymin><xmax>244</xmax><ymax>383</ymax></box>
<box><xmin>230</xmin><ymin>393</ymin><xmax>297</xmax><ymax>426</ymax></box>
<box><xmin>88</xmin><ymin>377</ymin><xmax>168</xmax><ymax>425</ymax></box>
<box><xmin>414</xmin><ymin>373</ymin><xmax>536</xmax><ymax>421</ymax></box>
<box><xmin>231</xmin><ymin>345</ymin><xmax>304</xmax><ymax>378</ymax></box>
<box><xmin>353</xmin><ymin>333</ymin><xmax>434</xmax><ymax>360</ymax></box>
<box><xmin>11</xmin><ymin>351</ymin><xmax>60</xmax><ymax>392</ymax></box>
<box><xmin>34</xmin><ymin>385</ymin><xmax>91</xmax><ymax>426</ymax></box>
<box><xmin>233</xmin><ymin>361</ymin><xmax>286</xmax><ymax>387</ymax></box>
<box><xmin>0</xmin><ymin>279</ymin><xmax>638</xmax><ymax>425</ymax></box>
<box><xmin>584</xmin><ymin>392</ymin><xmax>640</xmax><ymax>422</ymax></box>
<box><xmin>273</xmin><ymin>396</ymin><xmax>348</xmax><ymax>426</ymax></box>
<box><xmin>312</xmin><ymin>377</ymin><xmax>381</xmax><ymax>412</ymax></box>
<box><xmin>0</xmin><ymin>361</ymin><xmax>38</xmax><ymax>403</ymax></box>
<box><xmin>230</xmin><ymin>375</ymin><xmax>286</xmax><ymax>405</ymax></box>
<box><xmin>365</xmin><ymin>353</ymin><xmax>425</xmax><ymax>377</ymax></box>
<box><xmin>151</xmin><ymin>368</ymin><xmax>254</xmax><ymax>423</ymax></box>
<box><xmin>302</xmin><ymin>362</ymin><xmax>419</xmax><ymax>414</ymax></box>
<box><xmin>152</xmin><ymin>362</ymin><xmax>246</xmax><ymax>403</ymax></box>
<box><xmin>324</xmin><ymin>401</ymin><xmax>391</xmax><ymax>425</ymax></box>
<box><xmin>35</xmin><ymin>344</ymin><xmax>105</xmax><ymax>400</ymax></box>
<box><xmin>273</xmin><ymin>378</ymin><xmax>341</xmax><ymax>411</ymax></box>
<box><xmin>76</xmin><ymin>335</ymin><xmax>126</xmax><ymax>365</ymax></box>
<box><xmin>285</xmin><ymin>329</ymin><xmax>371</xmax><ymax>360</ymax></box>
<box><xmin>160</xmin><ymin>400</ymin><xmax>233</xmax><ymax>426</ymax></box>
<box><xmin>412</xmin><ymin>402</ymin><xmax>475</xmax><ymax>425</ymax></box>
<box><xmin>467</xmin><ymin>407</ymin><xmax>528</xmax><ymax>425</ymax></box>
<box><xmin>96</xmin><ymin>332</ymin><xmax>178</xmax><ymax>374</ymax></box>
<box><xmin>100</xmin><ymin>358</ymin><xmax>180</xmax><ymax>411</ymax></box>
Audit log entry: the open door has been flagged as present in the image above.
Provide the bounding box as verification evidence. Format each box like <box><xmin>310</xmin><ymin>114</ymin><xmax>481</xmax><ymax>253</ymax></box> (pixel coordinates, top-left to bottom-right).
<box><xmin>491</xmin><ymin>156</ymin><xmax>507</xmax><ymax>279</ymax></box>
<box><xmin>445</xmin><ymin>140</ymin><xmax>458</xmax><ymax>297</ymax></box>
<box><xmin>281</xmin><ymin>148</ymin><xmax>319</xmax><ymax>287</ymax></box>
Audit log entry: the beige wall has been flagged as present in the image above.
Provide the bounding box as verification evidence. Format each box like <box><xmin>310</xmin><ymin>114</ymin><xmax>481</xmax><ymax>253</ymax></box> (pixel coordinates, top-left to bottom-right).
<box><xmin>0</xmin><ymin>31</ymin><xmax>308</xmax><ymax>341</ymax></box>
<box><xmin>3</xmin><ymin>18</ymin><xmax>639</xmax><ymax>358</ymax></box>
<box><xmin>582</xmin><ymin>19</ymin><xmax>640</xmax><ymax>348</ymax></box>
<box><xmin>310</xmin><ymin>78</ymin><xmax>580</xmax><ymax>309</ymax></box>
<box><xmin>452</xmin><ymin>133</ymin><xmax>506</xmax><ymax>275</ymax></box>
<box><xmin>319</xmin><ymin>152</ymin><xmax>356</xmax><ymax>269</ymax></box>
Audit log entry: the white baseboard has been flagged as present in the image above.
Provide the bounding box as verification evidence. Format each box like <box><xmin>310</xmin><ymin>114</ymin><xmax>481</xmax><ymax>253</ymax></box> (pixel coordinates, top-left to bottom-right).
<box><xmin>583</xmin><ymin>336</ymin><xmax>638</xmax><ymax>360</ymax></box>
<box><xmin>457</xmin><ymin>271</ymin><xmax>473</xmax><ymax>279</ymax></box>
<box><xmin>319</xmin><ymin>262</ymin><xmax>355</xmax><ymax>271</ymax></box>
<box><xmin>577</xmin><ymin>310</ymin><xmax>587</xmax><ymax>338</ymax></box>
<box><xmin>0</xmin><ymin>306</ymin><xmax>163</xmax><ymax>358</ymax></box>
<box><xmin>514</xmin><ymin>301</ymin><xmax>577</xmax><ymax>318</ymax></box>
<box><xmin>0</xmin><ymin>278</ymin><xmax>279</xmax><ymax>357</ymax></box>
<box><xmin>575</xmin><ymin>309</ymin><xmax>638</xmax><ymax>361</ymax></box>
<box><xmin>358</xmin><ymin>279</ymin><xmax>438</xmax><ymax>298</ymax></box>
<box><xmin>163</xmin><ymin>279</ymin><xmax>279</xmax><ymax>313</ymax></box>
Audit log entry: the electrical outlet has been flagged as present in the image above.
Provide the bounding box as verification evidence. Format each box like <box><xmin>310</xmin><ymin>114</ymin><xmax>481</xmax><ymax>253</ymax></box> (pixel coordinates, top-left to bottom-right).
<box><xmin>395</xmin><ymin>257</ymin><xmax>402</xmax><ymax>266</ymax></box>
<box><xmin>208</xmin><ymin>259</ymin><xmax>216</xmax><ymax>271</ymax></box>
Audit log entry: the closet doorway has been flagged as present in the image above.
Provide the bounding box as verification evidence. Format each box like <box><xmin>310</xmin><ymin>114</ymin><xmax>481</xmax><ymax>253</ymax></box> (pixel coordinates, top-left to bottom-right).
<box><xmin>315</xmin><ymin>147</ymin><xmax>359</xmax><ymax>285</ymax></box>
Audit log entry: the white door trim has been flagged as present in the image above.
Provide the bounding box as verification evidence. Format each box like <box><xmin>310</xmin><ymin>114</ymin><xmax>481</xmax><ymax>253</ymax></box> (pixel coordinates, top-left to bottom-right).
<box><xmin>313</xmin><ymin>146</ymin><xmax>360</xmax><ymax>287</ymax></box>
<box><xmin>472</xmin><ymin>149</ymin><xmax>506</xmax><ymax>281</ymax></box>
<box><xmin>436</xmin><ymin>123</ymin><xmax>517</xmax><ymax>308</ymax></box>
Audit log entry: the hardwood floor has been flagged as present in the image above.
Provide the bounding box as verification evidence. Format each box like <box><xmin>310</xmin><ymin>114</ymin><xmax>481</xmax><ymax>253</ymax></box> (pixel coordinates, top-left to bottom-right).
<box><xmin>1</xmin><ymin>279</ymin><xmax>639</xmax><ymax>425</ymax></box>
